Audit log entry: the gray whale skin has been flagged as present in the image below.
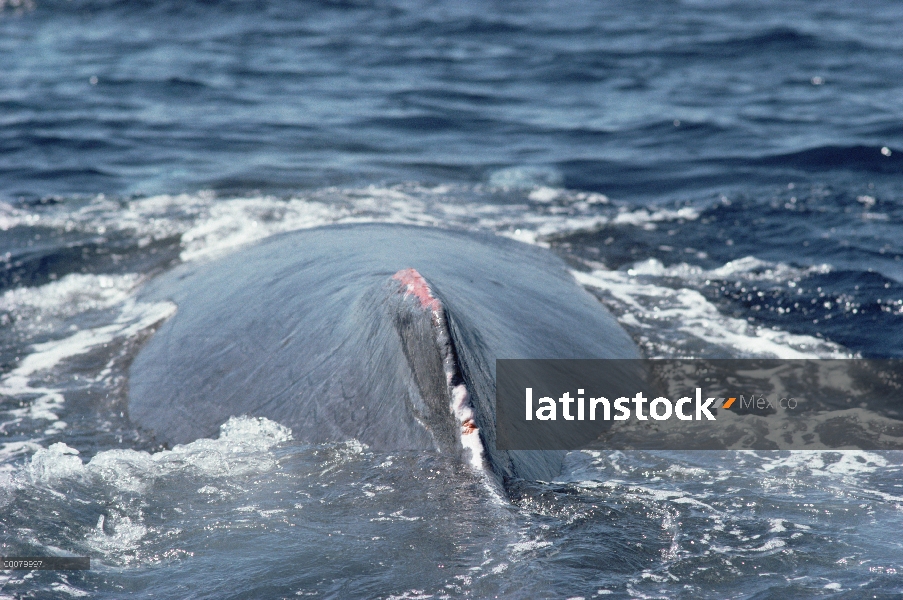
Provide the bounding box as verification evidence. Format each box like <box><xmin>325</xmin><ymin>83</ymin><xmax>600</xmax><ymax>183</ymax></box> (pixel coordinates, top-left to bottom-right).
<box><xmin>129</xmin><ymin>224</ymin><xmax>640</xmax><ymax>486</ymax></box>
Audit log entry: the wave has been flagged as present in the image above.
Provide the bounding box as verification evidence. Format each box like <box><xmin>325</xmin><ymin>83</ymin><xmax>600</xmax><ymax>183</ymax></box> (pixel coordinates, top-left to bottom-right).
<box><xmin>751</xmin><ymin>144</ymin><xmax>902</xmax><ymax>173</ymax></box>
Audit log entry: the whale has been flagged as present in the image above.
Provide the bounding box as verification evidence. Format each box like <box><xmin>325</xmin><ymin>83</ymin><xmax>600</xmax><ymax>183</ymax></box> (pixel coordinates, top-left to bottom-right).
<box><xmin>128</xmin><ymin>223</ymin><xmax>642</xmax><ymax>486</ymax></box>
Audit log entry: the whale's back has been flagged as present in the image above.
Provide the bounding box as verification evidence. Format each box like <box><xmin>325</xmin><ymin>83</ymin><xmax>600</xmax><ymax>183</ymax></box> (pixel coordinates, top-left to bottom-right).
<box><xmin>129</xmin><ymin>224</ymin><xmax>641</xmax><ymax>483</ymax></box>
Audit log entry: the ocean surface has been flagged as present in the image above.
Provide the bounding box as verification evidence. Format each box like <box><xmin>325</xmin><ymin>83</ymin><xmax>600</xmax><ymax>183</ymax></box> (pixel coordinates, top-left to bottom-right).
<box><xmin>1</xmin><ymin>0</ymin><xmax>903</xmax><ymax>597</ymax></box>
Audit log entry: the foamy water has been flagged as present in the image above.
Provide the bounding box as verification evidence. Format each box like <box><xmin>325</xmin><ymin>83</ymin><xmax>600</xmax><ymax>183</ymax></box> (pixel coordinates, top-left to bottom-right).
<box><xmin>1</xmin><ymin>183</ymin><xmax>901</xmax><ymax>597</ymax></box>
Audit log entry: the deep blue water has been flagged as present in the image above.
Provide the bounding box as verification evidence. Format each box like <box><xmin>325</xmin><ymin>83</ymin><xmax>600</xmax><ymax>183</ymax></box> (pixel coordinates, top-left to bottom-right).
<box><xmin>1</xmin><ymin>0</ymin><xmax>903</xmax><ymax>598</ymax></box>
<box><xmin>2</xmin><ymin>0</ymin><xmax>901</xmax><ymax>201</ymax></box>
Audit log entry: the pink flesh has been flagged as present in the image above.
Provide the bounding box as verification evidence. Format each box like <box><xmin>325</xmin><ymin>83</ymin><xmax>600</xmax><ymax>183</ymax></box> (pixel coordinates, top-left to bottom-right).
<box><xmin>392</xmin><ymin>268</ymin><xmax>442</xmax><ymax>312</ymax></box>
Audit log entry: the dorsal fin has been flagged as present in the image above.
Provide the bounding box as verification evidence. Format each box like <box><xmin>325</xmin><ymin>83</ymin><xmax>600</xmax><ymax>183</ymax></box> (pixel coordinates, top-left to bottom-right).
<box><xmin>390</xmin><ymin>269</ymin><xmax>490</xmax><ymax>474</ymax></box>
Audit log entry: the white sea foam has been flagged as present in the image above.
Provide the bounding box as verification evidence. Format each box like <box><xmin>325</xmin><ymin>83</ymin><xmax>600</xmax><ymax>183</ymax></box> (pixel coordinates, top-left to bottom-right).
<box><xmin>48</xmin><ymin>582</ymin><xmax>90</xmax><ymax>598</ymax></box>
<box><xmin>178</xmin><ymin>195</ymin><xmax>352</xmax><ymax>262</ymax></box>
<box><xmin>488</xmin><ymin>165</ymin><xmax>563</xmax><ymax>189</ymax></box>
<box><xmin>573</xmin><ymin>268</ymin><xmax>849</xmax><ymax>359</ymax></box>
<box><xmin>757</xmin><ymin>450</ymin><xmax>889</xmax><ymax>476</ymax></box>
<box><xmin>611</xmin><ymin>206</ymin><xmax>698</xmax><ymax>226</ymax></box>
<box><xmin>25</xmin><ymin>416</ymin><xmax>292</xmax><ymax>489</ymax></box>
<box><xmin>5</xmin><ymin>186</ymin><xmax>700</xmax><ymax>267</ymax></box>
<box><xmin>626</xmin><ymin>256</ymin><xmax>832</xmax><ymax>283</ymax></box>
<box><xmin>0</xmin><ymin>273</ymin><xmax>141</xmax><ymax>321</ymax></box>
<box><xmin>12</xmin><ymin>408</ymin><xmax>297</xmax><ymax>568</ymax></box>
<box><xmin>87</xmin><ymin>513</ymin><xmax>149</xmax><ymax>556</ymax></box>
<box><xmin>507</xmin><ymin>539</ymin><xmax>553</xmax><ymax>554</ymax></box>
<box><xmin>0</xmin><ymin>272</ymin><xmax>173</xmax><ymax>446</ymax></box>
<box><xmin>12</xmin><ymin>300</ymin><xmax>172</xmax><ymax>380</ymax></box>
<box><xmin>0</xmin><ymin>293</ymin><xmax>174</xmax><ymax>432</ymax></box>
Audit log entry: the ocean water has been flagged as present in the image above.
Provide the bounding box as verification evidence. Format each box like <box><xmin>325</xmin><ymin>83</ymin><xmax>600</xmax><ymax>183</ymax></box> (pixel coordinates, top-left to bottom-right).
<box><xmin>1</xmin><ymin>0</ymin><xmax>903</xmax><ymax>597</ymax></box>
